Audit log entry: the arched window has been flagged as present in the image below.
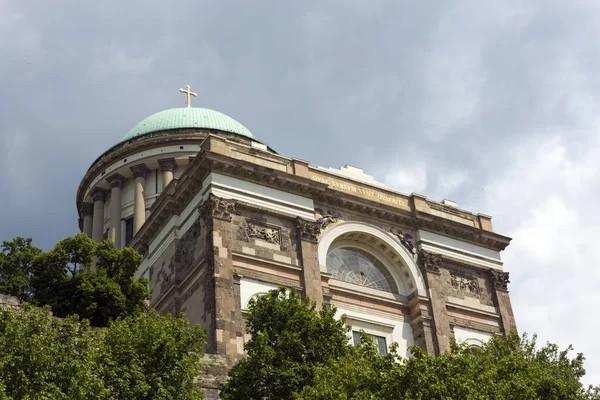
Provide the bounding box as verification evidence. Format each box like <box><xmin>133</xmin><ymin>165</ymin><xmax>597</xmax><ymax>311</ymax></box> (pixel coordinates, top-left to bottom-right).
<box><xmin>326</xmin><ymin>247</ymin><xmax>398</xmax><ymax>293</ymax></box>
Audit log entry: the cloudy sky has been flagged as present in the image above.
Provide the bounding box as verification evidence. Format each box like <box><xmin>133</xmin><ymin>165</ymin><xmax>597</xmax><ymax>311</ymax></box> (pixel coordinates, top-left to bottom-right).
<box><xmin>1</xmin><ymin>0</ymin><xmax>599</xmax><ymax>385</ymax></box>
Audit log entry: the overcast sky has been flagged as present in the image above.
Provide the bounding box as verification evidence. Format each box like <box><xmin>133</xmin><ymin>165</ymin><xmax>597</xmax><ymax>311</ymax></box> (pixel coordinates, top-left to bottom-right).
<box><xmin>1</xmin><ymin>0</ymin><xmax>599</xmax><ymax>385</ymax></box>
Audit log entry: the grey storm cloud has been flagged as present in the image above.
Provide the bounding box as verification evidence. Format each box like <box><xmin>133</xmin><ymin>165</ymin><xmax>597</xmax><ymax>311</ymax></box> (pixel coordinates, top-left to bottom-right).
<box><xmin>1</xmin><ymin>0</ymin><xmax>599</xmax><ymax>386</ymax></box>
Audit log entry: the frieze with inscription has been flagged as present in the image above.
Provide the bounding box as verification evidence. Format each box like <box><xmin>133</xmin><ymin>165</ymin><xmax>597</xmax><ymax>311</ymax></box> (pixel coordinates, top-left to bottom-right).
<box><xmin>311</xmin><ymin>175</ymin><xmax>410</xmax><ymax>209</ymax></box>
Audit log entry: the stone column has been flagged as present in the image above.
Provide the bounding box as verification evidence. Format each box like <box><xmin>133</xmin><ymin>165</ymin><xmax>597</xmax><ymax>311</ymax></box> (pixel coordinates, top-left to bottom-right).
<box><xmin>158</xmin><ymin>158</ymin><xmax>177</xmax><ymax>189</ymax></box>
<box><xmin>295</xmin><ymin>218</ymin><xmax>326</xmax><ymax>307</ymax></box>
<box><xmin>418</xmin><ymin>250</ymin><xmax>452</xmax><ymax>355</ymax></box>
<box><xmin>91</xmin><ymin>188</ymin><xmax>107</xmax><ymax>243</ymax></box>
<box><xmin>490</xmin><ymin>269</ymin><xmax>517</xmax><ymax>334</ymax></box>
<box><xmin>130</xmin><ymin>164</ymin><xmax>150</xmax><ymax>234</ymax></box>
<box><xmin>106</xmin><ymin>174</ymin><xmax>126</xmax><ymax>248</ymax></box>
<box><xmin>81</xmin><ymin>203</ymin><xmax>94</xmax><ymax>238</ymax></box>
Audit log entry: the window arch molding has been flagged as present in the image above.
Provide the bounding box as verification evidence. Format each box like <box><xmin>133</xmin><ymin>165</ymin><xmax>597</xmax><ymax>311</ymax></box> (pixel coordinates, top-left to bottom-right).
<box><xmin>318</xmin><ymin>221</ymin><xmax>427</xmax><ymax>297</ymax></box>
<box><xmin>462</xmin><ymin>338</ymin><xmax>485</xmax><ymax>348</ymax></box>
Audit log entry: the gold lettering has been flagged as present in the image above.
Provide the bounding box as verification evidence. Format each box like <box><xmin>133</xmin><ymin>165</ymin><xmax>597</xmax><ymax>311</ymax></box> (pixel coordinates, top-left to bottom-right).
<box><xmin>310</xmin><ymin>175</ymin><xmax>409</xmax><ymax>209</ymax></box>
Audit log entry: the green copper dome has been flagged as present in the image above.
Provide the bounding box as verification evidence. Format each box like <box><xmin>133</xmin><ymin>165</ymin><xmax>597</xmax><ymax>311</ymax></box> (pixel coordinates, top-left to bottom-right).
<box><xmin>122</xmin><ymin>107</ymin><xmax>257</xmax><ymax>141</ymax></box>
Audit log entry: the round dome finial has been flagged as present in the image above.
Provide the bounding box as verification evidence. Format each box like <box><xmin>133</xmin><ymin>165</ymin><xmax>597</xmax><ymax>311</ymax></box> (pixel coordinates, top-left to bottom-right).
<box><xmin>179</xmin><ymin>84</ymin><xmax>197</xmax><ymax>108</ymax></box>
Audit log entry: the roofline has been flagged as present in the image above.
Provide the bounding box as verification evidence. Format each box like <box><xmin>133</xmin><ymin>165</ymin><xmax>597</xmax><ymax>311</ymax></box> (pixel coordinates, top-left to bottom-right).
<box><xmin>86</xmin><ymin>128</ymin><xmax>274</xmax><ymax>172</ymax></box>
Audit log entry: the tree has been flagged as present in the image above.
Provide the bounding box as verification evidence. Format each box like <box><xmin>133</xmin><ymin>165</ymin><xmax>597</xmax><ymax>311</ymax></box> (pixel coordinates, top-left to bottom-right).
<box><xmin>221</xmin><ymin>288</ymin><xmax>599</xmax><ymax>400</ymax></box>
<box><xmin>0</xmin><ymin>238</ymin><xmax>42</xmax><ymax>302</ymax></box>
<box><xmin>295</xmin><ymin>332</ymin><xmax>399</xmax><ymax>400</ymax></box>
<box><xmin>219</xmin><ymin>288</ymin><xmax>350</xmax><ymax>400</ymax></box>
<box><xmin>0</xmin><ymin>234</ymin><xmax>149</xmax><ymax>327</ymax></box>
<box><xmin>297</xmin><ymin>333</ymin><xmax>600</xmax><ymax>400</ymax></box>
<box><xmin>0</xmin><ymin>304</ymin><xmax>205</xmax><ymax>399</ymax></box>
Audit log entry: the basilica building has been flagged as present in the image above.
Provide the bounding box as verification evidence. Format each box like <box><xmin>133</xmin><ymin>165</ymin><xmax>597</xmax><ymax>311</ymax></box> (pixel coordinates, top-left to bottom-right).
<box><xmin>76</xmin><ymin>86</ymin><xmax>516</xmax><ymax>397</ymax></box>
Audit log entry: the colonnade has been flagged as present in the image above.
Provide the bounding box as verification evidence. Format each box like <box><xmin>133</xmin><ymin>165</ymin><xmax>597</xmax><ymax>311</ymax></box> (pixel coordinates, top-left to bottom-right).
<box><xmin>80</xmin><ymin>158</ymin><xmax>177</xmax><ymax>247</ymax></box>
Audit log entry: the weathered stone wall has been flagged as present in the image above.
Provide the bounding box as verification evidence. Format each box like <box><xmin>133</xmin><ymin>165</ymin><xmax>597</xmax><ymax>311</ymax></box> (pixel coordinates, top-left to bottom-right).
<box><xmin>0</xmin><ymin>294</ymin><xmax>20</xmax><ymax>310</ymax></box>
<box><xmin>196</xmin><ymin>354</ymin><xmax>229</xmax><ymax>400</ymax></box>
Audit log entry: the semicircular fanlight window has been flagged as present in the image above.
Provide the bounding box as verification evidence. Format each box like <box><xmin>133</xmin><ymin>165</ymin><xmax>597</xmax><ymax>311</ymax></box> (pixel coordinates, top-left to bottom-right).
<box><xmin>326</xmin><ymin>247</ymin><xmax>397</xmax><ymax>293</ymax></box>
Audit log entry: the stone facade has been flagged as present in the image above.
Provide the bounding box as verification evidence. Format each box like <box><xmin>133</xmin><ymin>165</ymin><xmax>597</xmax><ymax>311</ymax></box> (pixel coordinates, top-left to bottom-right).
<box><xmin>114</xmin><ymin>133</ymin><xmax>517</xmax><ymax>397</ymax></box>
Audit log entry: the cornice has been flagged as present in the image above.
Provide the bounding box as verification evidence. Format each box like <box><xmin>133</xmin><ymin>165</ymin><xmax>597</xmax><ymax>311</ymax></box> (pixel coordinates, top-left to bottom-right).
<box><xmin>130</xmin><ymin>137</ymin><xmax>512</xmax><ymax>254</ymax></box>
<box><xmin>313</xmin><ymin>192</ymin><xmax>511</xmax><ymax>251</ymax></box>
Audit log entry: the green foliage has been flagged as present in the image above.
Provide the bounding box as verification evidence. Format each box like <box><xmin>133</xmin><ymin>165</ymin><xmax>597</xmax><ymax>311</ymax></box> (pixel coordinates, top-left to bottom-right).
<box><xmin>0</xmin><ymin>238</ymin><xmax>42</xmax><ymax>302</ymax></box>
<box><xmin>99</xmin><ymin>310</ymin><xmax>205</xmax><ymax>399</ymax></box>
<box><xmin>298</xmin><ymin>333</ymin><xmax>600</xmax><ymax>400</ymax></box>
<box><xmin>219</xmin><ymin>288</ymin><xmax>350</xmax><ymax>400</ymax></box>
<box><xmin>0</xmin><ymin>304</ymin><xmax>105</xmax><ymax>399</ymax></box>
<box><xmin>0</xmin><ymin>234</ymin><xmax>149</xmax><ymax>327</ymax></box>
<box><xmin>296</xmin><ymin>332</ymin><xmax>399</xmax><ymax>400</ymax></box>
<box><xmin>0</xmin><ymin>305</ymin><xmax>205</xmax><ymax>399</ymax></box>
<box><xmin>220</xmin><ymin>288</ymin><xmax>598</xmax><ymax>399</ymax></box>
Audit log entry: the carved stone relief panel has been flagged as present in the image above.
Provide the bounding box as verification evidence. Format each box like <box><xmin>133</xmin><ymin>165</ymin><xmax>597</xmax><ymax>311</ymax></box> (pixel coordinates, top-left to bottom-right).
<box><xmin>443</xmin><ymin>264</ymin><xmax>494</xmax><ymax>306</ymax></box>
<box><xmin>173</xmin><ymin>216</ymin><xmax>208</xmax><ymax>286</ymax></box>
<box><xmin>239</xmin><ymin>218</ymin><xmax>281</xmax><ymax>245</ymax></box>
<box><xmin>450</xmin><ymin>273</ymin><xmax>480</xmax><ymax>296</ymax></box>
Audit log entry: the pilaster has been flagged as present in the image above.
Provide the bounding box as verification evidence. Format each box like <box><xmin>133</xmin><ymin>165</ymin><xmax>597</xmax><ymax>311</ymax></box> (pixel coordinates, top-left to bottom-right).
<box><xmin>294</xmin><ymin>218</ymin><xmax>324</xmax><ymax>307</ymax></box>
<box><xmin>490</xmin><ymin>269</ymin><xmax>517</xmax><ymax>334</ymax></box>
<box><xmin>418</xmin><ymin>250</ymin><xmax>452</xmax><ymax>354</ymax></box>
<box><xmin>200</xmin><ymin>194</ymin><xmax>240</xmax><ymax>368</ymax></box>
<box><xmin>408</xmin><ymin>296</ymin><xmax>437</xmax><ymax>355</ymax></box>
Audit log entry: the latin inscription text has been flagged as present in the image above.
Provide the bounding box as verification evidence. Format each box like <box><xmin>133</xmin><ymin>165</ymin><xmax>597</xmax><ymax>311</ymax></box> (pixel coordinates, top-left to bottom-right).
<box><xmin>311</xmin><ymin>175</ymin><xmax>409</xmax><ymax>209</ymax></box>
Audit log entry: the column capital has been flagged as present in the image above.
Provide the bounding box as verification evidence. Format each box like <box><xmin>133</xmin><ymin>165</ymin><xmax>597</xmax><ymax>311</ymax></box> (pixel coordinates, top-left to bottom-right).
<box><xmin>158</xmin><ymin>158</ymin><xmax>178</xmax><ymax>173</ymax></box>
<box><xmin>81</xmin><ymin>202</ymin><xmax>94</xmax><ymax>216</ymax></box>
<box><xmin>417</xmin><ymin>250</ymin><xmax>442</xmax><ymax>274</ymax></box>
<box><xmin>90</xmin><ymin>188</ymin><xmax>108</xmax><ymax>202</ymax></box>
<box><xmin>489</xmin><ymin>268</ymin><xmax>510</xmax><ymax>291</ymax></box>
<box><xmin>199</xmin><ymin>194</ymin><xmax>236</xmax><ymax>221</ymax></box>
<box><xmin>106</xmin><ymin>173</ymin><xmax>126</xmax><ymax>189</ymax></box>
<box><xmin>130</xmin><ymin>163</ymin><xmax>150</xmax><ymax>179</ymax></box>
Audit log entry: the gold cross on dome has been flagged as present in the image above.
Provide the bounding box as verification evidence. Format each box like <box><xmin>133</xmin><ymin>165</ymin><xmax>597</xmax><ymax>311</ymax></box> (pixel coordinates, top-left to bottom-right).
<box><xmin>179</xmin><ymin>84</ymin><xmax>197</xmax><ymax>108</ymax></box>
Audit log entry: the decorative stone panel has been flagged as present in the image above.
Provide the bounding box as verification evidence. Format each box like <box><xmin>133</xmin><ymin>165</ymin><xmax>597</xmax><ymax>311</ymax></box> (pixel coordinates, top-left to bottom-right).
<box><xmin>490</xmin><ymin>269</ymin><xmax>510</xmax><ymax>291</ymax></box>
<box><xmin>200</xmin><ymin>193</ymin><xmax>236</xmax><ymax>221</ymax></box>
<box><xmin>450</xmin><ymin>273</ymin><xmax>480</xmax><ymax>296</ymax></box>
<box><xmin>238</xmin><ymin>218</ymin><xmax>281</xmax><ymax>246</ymax></box>
<box><xmin>390</xmin><ymin>227</ymin><xmax>416</xmax><ymax>255</ymax></box>
<box><xmin>418</xmin><ymin>250</ymin><xmax>443</xmax><ymax>274</ymax></box>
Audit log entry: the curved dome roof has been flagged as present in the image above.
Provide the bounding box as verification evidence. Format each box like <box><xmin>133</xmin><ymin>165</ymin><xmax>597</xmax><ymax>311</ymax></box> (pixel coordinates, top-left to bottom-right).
<box><xmin>122</xmin><ymin>107</ymin><xmax>257</xmax><ymax>142</ymax></box>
